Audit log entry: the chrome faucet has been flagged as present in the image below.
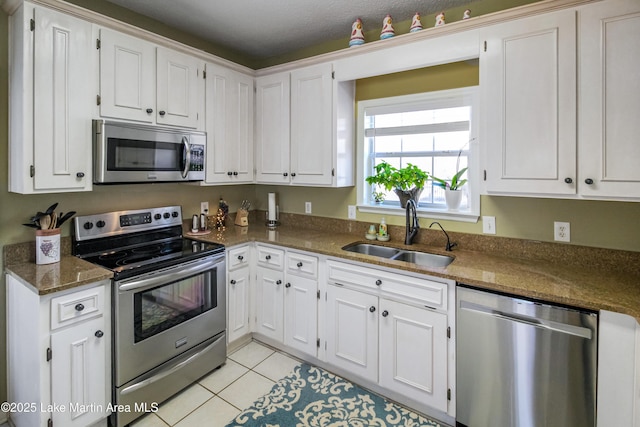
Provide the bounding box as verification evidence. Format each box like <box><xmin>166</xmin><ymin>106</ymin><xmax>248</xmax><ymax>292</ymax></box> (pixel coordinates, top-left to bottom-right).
<box><xmin>429</xmin><ymin>221</ymin><xmax>457</xmax><ymax>251</ymax></box>
<box><xmin>405</xmin><ymin>199</ymin><xmax>420</xmax><ymax>245</ymax></box>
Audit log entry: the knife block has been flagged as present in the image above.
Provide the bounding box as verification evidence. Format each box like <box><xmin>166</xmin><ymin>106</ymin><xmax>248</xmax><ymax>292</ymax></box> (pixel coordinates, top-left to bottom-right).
<box><xmin>234</xmin><ymin>209</ymin><xmax>249</xmax><ymax>227</ymax></box>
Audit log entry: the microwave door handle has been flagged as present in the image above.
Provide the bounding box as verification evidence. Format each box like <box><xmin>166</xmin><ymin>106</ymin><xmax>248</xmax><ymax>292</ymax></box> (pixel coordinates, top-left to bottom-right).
<box><xmin>181</xmin><ymin>136</ymin><xmax>191</xmax><ymax>178</ymax></box>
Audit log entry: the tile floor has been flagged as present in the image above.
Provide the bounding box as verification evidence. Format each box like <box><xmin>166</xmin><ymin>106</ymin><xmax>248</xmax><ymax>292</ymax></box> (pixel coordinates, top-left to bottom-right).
<box><xmin>130</xmin><ymin>340</ymin><xmax>301</xmax><ymax>427</ymax></box>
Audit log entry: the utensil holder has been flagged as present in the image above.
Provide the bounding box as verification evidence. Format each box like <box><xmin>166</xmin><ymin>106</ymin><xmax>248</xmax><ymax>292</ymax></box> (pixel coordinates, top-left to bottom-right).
<box><xmin>35</xmin><ymin>228</ymin><xmax>61</xmax><ymax>265</ymax></box>
<box><xmin>234</xmin><ymin>209</ymin><xmax>249</xmax><ymax>227</ymax></box>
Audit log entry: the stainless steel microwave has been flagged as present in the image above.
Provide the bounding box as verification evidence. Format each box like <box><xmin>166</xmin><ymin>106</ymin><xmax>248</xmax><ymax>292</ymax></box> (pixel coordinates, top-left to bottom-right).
<box><xmin>93</xmin><ymin>119</ymin><xmax>206</xmax><ymax>184</ymax></box>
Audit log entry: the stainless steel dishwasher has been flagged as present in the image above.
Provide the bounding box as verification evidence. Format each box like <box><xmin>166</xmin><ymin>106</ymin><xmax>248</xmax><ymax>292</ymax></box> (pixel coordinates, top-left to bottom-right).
<box><xmin>456</xmin><ymin>285</ymin><xmax>598</xmax><ymax>427</ymax></box>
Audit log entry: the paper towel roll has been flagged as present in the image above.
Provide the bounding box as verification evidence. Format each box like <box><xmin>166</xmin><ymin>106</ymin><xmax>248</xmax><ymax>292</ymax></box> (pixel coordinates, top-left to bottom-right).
<box><xmin>268</xmin><ymin>193</ymin><xmax>276</xmax><ymax>221</ymax></box>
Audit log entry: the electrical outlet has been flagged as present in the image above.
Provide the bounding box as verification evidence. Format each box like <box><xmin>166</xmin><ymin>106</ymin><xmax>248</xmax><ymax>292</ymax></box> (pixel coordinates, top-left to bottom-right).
<box><xmin>482</xmin><ymin>216</ymin><xmax>496</xmax><ymax>234</ymax></box>
<box><xmin>554</xmin><ymin>221</ymin><xmax>570</xmax><ymax>242</ymax></box>
<box><xmin>348</xmin><ymin>205</ymin><xmax>357</xmax><ymax>219</ymax></box>
<box><xmin>305</xmin><ymin>202</ymin><xmax>312</xmax><ymax>214</ymax></box>
<box><xmin>200</xmin><ymin>201</ymin><xmax>209</xmax><ymax>215</ymax></box>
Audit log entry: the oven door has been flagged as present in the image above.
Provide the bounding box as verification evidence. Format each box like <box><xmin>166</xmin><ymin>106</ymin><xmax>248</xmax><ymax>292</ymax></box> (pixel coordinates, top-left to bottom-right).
<box><xmin>114</xmin><ymin>254</ymin><xmax>225</xmax><ymax>387</ymax></box>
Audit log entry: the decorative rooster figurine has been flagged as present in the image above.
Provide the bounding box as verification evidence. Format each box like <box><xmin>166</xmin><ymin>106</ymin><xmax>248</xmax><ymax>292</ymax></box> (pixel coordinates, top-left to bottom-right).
<box><xmin>349</xmin><ymin>18</ymin><xmax>365</xmax><ymax>47</ymax></box>
<box><xmin>380</xmin><ymin>14</ymin><xmax>395</xmax><ymax>39</ymax></box>
<box><xmin>410</xmin><ymin>12</ymin><xmax>423</xmax><ymax>32</ymax></box>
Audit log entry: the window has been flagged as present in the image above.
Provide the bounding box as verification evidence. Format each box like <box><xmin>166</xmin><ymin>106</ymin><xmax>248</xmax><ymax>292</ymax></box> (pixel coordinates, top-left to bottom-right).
<box><xmin>357</xmin><ymin>87</ymin><xmax>479</xmax><ymax>221</ymax></box>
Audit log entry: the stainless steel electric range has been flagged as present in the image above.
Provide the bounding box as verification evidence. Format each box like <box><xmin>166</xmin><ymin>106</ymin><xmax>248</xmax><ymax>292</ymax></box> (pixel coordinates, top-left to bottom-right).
<box><xmin>73</xmin><ymin>206</ymin><xmax>226</xmax><ymax>427</ymax></box>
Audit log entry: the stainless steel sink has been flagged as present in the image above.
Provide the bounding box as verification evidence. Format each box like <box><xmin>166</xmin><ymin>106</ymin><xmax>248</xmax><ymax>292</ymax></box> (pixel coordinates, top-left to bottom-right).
<box><xmin>342</xmin><ymin>243</ymin><xmax>400</xmax><ymax>258</ymax></box>
<box><xmin>341</xmin><ymin>243</ymin><xmax>454</xmax><ymax>267</ymax></box>
<box><xmin>391</xmin><ymin>250</ymin><xmax>454</xmax><ymax>267</ymax></box>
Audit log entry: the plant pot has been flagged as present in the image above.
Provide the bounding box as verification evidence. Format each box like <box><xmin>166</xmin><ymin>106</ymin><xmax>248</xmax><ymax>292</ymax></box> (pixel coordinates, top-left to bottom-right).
<box><xmin>35</xmin><ymin>228</ymin><xmax>61</xmax><ymax>264</ymax></box>
<box><xmin>444</xmin><ymin>189</ymin><xmax>463</xmax><ymax>211</ymax></box>
<box><xmin>394</xmin><ymin>187</ymin><xmax>423</xmax><ymax>208</ymax></box>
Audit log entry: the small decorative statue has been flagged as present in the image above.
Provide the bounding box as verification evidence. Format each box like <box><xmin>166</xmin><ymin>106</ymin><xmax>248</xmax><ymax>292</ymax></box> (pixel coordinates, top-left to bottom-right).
<box><xmin>380</xmin><ymin>14</ymin><xmax>395</xmax><ymax>39</ymax></box>
<box><xmin>349</xmin><ymin>18</ymin><xmax>365</xmax><ymax>47</ymax></box>
<box><xmin>463</xmin><ymin>9</ymin><xmax>471</xmax><ymax>20</ymax></box>
<box><xmin>435</xmin><ymin>11</ymin><xmax>446</xmax><ymax>27</ymax></box>
<box><xmin>409</xmin><ymin>12</ymin><xmax>423</xmax><ymax>32</ymax></box>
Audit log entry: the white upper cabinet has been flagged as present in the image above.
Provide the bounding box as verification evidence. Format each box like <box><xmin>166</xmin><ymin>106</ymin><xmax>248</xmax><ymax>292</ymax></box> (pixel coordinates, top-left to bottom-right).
<box><xmin>204</xmin><ymin>63</ymin><xmax>254</xmax><ymax>184</ymax></box>
<box><xmin>98</xmin><ymin>28</ymin><xmax>203</xmax><ymax>129</ymax></box>
<box><xmin>98</xmin><ymin>28</ymin><xmax>155</xmax><ymax>123</ymax></box>
<box><xmin>9</xmin><ymin>3</ymin><xmax>94</xmax><ymax>194</ymax></box>
<box><xmin>290</xmin><ymin>63</ymin><xmax>334</xmax><ymax>185</ymax></box>
<box><xmin>481</xmin><ymin>10</ymin><xmax>577</xmax><ymax>196</ymax></box>
<box><xmin>256</xmin><ymin>63</ymin><xmax>355</xmax><ymax>187</ymax></box>
<box><xmin>578</xmin><ymin>0</ymin><xmax>640</xmax><ymax>200</ymax></box>
<box><xmin>255</xmin><ymin>72</ymin><xmax>291</xmax><ymax>184</ymax></box>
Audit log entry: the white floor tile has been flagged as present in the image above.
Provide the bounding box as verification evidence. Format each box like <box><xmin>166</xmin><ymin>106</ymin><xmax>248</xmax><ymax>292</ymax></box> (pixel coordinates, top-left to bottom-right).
<box><xmin>155</xmin><ymin>383</ymin><xmax>214</xmax><ymax>426</ymax></box>
<box><xmin>218</xmin><ymin>370</ymin><xmax>275</xmax><ymax>410</ymax></box>
<box><xmin>199</xmin><ymin>359</ymin><xmax>249</xmax><ymax>394</ymax></box>
<box><xmin>253</xmin><ymin>351</ymin><xmax>301</xmax><ymax>382</ymax></box>
<box><xmin>228</xmin><ymin>341</ymin><xmax>274</xmax><ymax>368</ymax></box>
<box><xmin>174</xmin><ymin>396</ymin><xmax>240</xmax><ymax>427</ymax></box>
<box><xmin>129</xmin><ymin>413</ymin><xmax>169</xmax><ymax>427</ymax></box>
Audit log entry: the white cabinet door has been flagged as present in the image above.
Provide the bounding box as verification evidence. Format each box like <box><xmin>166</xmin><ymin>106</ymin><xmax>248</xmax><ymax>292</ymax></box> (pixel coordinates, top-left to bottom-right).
<box><xmin>255</xmin><ymin>266</ymin><xmax>284</xmax><ymax>341</ymax></box>
<box><xmin>290</xmin><ymin>63</ymin><xmax>333</xmax><ymax>186</ymax></box>
<box><xmin>379</xmin><ymin>299</ymin><xmax>448</xmax><ymax>412</ymax></box>
<box><xmin>255</xmin><ymin>72</ymin><xmax>291</xmax><ymax>184</ymax></box>
<box><xmin>326</xmin><ymin>285</ymin><xmax>378</xmax><ymax>382</ymax></box>
<box><xmin>228</xmin><ymin>266</ymin><xmax>251</xmax><ymax>344</ymax></box>
<box><xmin>205</xmin><ymin>64</ymin><xmax>254</xmax><ymax>184</ymax></box>
<box><xmin>31</xmin><ymin>6</ymin><xmax>93</xmax><ymax>192</ymax></box>
<box><xmin>579</xmin><ymin>0</ymin><xmax>640</xmax><ymax>199</ymax></box>
<box><xmin>481</xmin><ymin>10</ymin><xmax>577</xmax><ymax>196</ymax></box>
<box><xmin>156</xmin><ymin>47</ymin><xmax>203</xmax><ymax>129</ymax></box>
<box><xmin>51</xmin><ymin>316</ymin><xmax>108</xmax><ymax>427</ymax></box>
<box><xmin>99</xmin><ymin>28</ymin><xmax>156</xmax><ymax>123</ymax></box>
<box><xmin>284</xmin><ymin>275</ymin><xmax>317</xmax><ymax>356</ymax></box>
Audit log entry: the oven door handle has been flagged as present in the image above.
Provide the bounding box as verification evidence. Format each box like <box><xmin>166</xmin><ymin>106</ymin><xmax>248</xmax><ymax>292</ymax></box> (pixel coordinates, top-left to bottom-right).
<box><xmin>120</xmin><ymin>334</ymin><xmax>224</xmax><ymax>396</ymax></box>
<box><xmin>118</xmin><ymin>256</ymin><xmax>223</xmax><ymax>292</ymax></box>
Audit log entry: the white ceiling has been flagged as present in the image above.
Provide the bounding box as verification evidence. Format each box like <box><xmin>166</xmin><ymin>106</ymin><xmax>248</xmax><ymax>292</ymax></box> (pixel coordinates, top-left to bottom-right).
<box><xmin>104</xmin><ymin>0</ymin><xmax>476</xmax><ymax>60</ymax></box>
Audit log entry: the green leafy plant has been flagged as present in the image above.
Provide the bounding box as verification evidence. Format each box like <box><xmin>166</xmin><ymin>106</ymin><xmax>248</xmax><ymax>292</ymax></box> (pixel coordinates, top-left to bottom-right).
<box><xmin>366</xmin><ymin>162</ymin><xmax>429</xmax><ymax>191</ymax></box>
<box><xmin>372</xmin><ymin>190</ymin><xmax>386</xmax><ymax>203</ymax></box>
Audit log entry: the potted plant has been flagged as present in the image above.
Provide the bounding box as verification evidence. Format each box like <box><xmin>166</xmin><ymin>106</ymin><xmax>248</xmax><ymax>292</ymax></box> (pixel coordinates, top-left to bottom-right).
<box><xmin>432</xmin><ymin>167</ymin><xmax>468</xmax><ymax>211</ymax></box>
<box><xmin>366</xmin><ymin>161</ymin><xmax>429</xmax><ymax>208</ymax></box>
<box><xmin>372</xmin><ymin>189</ymin><xmax>386</xmax><ymax>204</ymax></box>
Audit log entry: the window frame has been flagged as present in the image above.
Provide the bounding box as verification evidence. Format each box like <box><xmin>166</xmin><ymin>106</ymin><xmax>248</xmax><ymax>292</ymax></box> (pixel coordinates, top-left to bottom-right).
<box><xmin>356</xmin><ymin>86</ymin><xmax>480</xmax><ymax>222</ymax></box>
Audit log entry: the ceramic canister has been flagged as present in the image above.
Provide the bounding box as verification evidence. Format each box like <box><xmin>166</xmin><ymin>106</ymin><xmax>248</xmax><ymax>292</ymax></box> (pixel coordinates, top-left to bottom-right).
<box><xmin>35</xmin><ymin>228</ymin><xmax>61</xmax><ymax>264</ymax></box>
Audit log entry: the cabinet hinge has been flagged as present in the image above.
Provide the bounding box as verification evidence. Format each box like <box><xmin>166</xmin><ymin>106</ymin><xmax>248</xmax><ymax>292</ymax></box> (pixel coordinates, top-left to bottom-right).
<box><xmin>331</xmin><ymin>168</ymin><xmax>335</xmax><ymax>177</ymax></box>
<box><xmin>483</xmin><ymin>40</ymin><xmax>487</xmax><ymax>52</ymax></box>
<box><xmin>30</xmin><ymin>165</ymin><xmax>35</xmax><ymax>178</ymax></box>
<box><xmin>317</xmin><ymin>338</ymin><xmax>320</xmax><ymax>348</ymax></box>
<box><xmin>447</xmin><ymin>326</ymin><xmax>451</xmax><ymax>338</ymax></box>
<box><xmin>332</xmin><ymin>71</ymin><xmax>335</xmax><ymax>79</ymax></box>
<box><xmin>96</xmin><ymin>95</ymin><xmax>101</xmax><ymax>106</ymax></box>
<box><xmin>447</xmin><ymin>388</ymin><xmax>451</xmax><ymax>400</ymax></box>
<box><xmin>203</xmin><ymin>70</ymin><xmax>206</xmax><ymax>79</ymax></box>
<box><xmin>483</xmin><ymin>169</ymin><xmax>487</xmax><ymax>181</ymax></box>
<box><xmin>317</xmin><ymin>290</ymin><xmax>320</xmax><ymax>299</ymax></box>
<box><xmin>30</xmin><ymin>18</ymin><xmax>35</xmax><ymax>31</ymax></box>
<box><xmin>46</xmin><ymin>347</ymin><xmax>52</xmax><ymax>362</ymax></box>
<box><xmin>48</xmin><ymin>418</ymin><xmax>53</xmax><ymax>427</ymax></box>
<box><xmin>96</xmin><ymin>38</ymin><xmax>101</xmax><ymax>49</ymax></box>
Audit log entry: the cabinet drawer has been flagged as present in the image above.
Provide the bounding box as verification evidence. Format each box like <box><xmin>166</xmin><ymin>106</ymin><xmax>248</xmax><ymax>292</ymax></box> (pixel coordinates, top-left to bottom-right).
<box><xmin>256</xmin><ymin>245</ymin><xmax>285</xmax><ymax>270</ymax></box>
<box><xmin>228</xmin><ymin>245</ymin><xmax>250</xmax><ymax>271</ymax></box>
<box><xmin>286</xmin><ymin>251</ymin><xmax>318</xmax><ymax>278</ymax></box>
<box><xmin>327</xmin><ymin>260</ymin><xmax>448</xmax><ymax>310</ymax></box>
<box><xmin>51</xmin><ymin>285</ymin><xmax>105</xmax><ymax>330</ymax></box>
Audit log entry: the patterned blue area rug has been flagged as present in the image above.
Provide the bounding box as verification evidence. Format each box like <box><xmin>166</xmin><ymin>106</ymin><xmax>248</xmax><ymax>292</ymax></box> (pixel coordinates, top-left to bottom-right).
<box><xmin>225</xmin><ymin>363</ymin><xmax>442</xmax><ymax>427</ymax></box>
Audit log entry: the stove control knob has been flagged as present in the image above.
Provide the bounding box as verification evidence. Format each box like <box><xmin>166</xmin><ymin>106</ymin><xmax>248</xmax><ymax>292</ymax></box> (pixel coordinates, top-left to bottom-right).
<box><xmin>172</xmin><ymin>211</ymin><xmax>179</xmax><ymax>218</ymax></box>
<box><xmin>154</xmin><ymin>213</ymin><xmax>162</xmax><ymax>220</ymax></box>
<box><xmin>163</xmin><ymin>212</ymin><xmax>171</xmax><ymax>219</ymax></box>
<box><xmin>96</xmin><ymin>220</ymin><xmax>106</xmax><ymax>228</ymax></box>
<box><xmin>83</xmin><ymin>221</ymin><xmax>94</xmax><ymax>230</ymax></box>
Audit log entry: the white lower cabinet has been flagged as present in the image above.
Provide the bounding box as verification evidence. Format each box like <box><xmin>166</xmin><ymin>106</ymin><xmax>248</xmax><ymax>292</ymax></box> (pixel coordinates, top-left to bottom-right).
<box><xmin>253</xmin><ymin>244</ymin><xmax>319</xmax><ymax>358</ymax></box>
<box><xmin>6</xmin><ymin>275</ymin><xmax>111</xmax><ymax>427</ymax></box>
<box><xmin>227</xmin><ymin>245</ymin><xmax>251</xmax><ymax>344</ymax></box>
<box><xmin>325</xmin><ymin>260</ymin><xmax>453</xmax><ymax>415</ymax></box>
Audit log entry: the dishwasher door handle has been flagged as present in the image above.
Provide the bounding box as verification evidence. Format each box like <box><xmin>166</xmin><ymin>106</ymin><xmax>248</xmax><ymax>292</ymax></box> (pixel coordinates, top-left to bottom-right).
<box><xmin>459</xmin><ymin>301</ymin><xmax>593</xmax><ymax>340</ymax></box>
